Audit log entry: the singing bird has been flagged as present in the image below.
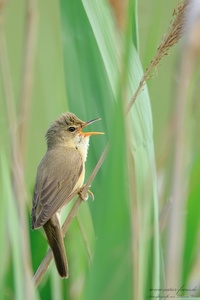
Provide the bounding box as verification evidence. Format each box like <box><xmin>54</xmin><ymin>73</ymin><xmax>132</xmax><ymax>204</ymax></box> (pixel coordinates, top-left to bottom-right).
<box><xmin>31</xmin><ymin>112</ymin><xmax>103</xmax><ymax>278</ymax></box>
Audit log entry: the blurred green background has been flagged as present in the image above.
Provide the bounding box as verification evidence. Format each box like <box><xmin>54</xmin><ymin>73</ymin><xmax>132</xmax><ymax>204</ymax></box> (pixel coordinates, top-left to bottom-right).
<box><xmin>1</xmin><ymin>0</ymin><xmax>200</xmax><ymax>299</ymax></box>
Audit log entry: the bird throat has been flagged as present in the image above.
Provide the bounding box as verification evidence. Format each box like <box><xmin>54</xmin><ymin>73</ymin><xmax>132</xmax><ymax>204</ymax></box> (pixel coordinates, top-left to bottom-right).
<box><xmin>74</xmin><ymin>135</ymin><xmax>90</xmax><ymax>162</ymax></box>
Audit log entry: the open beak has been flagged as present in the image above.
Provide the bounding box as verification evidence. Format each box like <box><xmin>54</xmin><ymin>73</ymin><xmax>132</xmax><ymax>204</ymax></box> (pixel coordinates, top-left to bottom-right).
<box><xmin>79</xmin><ymin>117</ymin><xmax>104</xmax><ymax>137</ymax></box>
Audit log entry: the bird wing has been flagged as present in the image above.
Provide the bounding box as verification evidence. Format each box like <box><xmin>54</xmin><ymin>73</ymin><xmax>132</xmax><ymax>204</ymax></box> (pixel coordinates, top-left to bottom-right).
<box><xmin>31</xmin><ymin>147</ymin><xmax>83</xmax><ymax>229</ymax></box>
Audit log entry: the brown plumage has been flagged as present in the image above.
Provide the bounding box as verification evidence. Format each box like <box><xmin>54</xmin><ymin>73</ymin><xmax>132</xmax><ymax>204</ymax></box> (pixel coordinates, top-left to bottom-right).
<box><xmin>31</xmin><ymin>112</ymin><xmax>103</xmax><ymax>278</ymax></box>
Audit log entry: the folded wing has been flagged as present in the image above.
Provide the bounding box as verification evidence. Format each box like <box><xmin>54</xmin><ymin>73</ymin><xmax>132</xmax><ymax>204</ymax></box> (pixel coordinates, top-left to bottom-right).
<box><xmin>31</xmin><ymin>147</ymin><xmax>83</xmax><ymax>229</ymax></box>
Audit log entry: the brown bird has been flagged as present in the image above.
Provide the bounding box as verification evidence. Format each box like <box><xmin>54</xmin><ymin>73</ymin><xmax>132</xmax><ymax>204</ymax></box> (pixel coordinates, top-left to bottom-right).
<box><xmin>31</xmin><ymin>112</ymin><xmax>103</xmax><ymax>278</ymax></box>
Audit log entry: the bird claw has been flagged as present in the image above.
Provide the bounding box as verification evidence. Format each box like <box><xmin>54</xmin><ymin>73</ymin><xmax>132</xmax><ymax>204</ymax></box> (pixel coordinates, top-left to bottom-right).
<box><xmin>78</xmin><ymin>185</ymin><xmax>95</xmax><ymax>201</ymax></box>
<box><xmin>88</xmin><ymin>189</ymin><xmax>95</xmax><ymax>201</ymax></box>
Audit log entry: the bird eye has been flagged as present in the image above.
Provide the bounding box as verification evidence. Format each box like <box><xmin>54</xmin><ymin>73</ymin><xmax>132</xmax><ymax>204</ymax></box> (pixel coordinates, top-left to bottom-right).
<box><xmin>68</xmin><ymin>126</ymin><xmax>76</xmax><ymax>132</ymax></box>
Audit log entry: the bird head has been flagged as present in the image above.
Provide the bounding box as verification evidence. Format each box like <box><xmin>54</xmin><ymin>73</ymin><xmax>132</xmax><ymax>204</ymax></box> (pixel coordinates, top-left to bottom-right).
<box><xmin>45</xmin><ymin>112</ymin><xmax>104</xmax><ymax>150</ymax></box>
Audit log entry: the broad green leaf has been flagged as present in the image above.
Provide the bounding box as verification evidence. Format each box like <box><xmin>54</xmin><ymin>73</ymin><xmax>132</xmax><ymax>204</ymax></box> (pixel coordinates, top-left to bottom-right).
<box><xmin>182</xmin><ymin>155</ymin><xmax>200</xmax><ymax>284</ymax></box>
<box><xmin>60</xmin><ymin>0</ymin><xmax>160</xmax><ymax>299</ymax></box>
<box><xmin>0</xmin><ymin>153</ymin><xmax>9</xmax><ymax>299</ymax></box>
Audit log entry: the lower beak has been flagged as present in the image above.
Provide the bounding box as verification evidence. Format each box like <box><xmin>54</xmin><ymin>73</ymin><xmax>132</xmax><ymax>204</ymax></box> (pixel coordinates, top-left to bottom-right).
<box><xmin>80</xmin><ymin>118</ymin><xmax>104</xmax><ymax>137</ymax></box>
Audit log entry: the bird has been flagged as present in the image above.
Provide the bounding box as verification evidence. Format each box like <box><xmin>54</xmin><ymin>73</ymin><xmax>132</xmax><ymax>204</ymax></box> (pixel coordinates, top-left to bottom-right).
<box><xmin>31</xmin><ymin>112</ymin><xmax>103</xmax><ymax>278</ymax></box>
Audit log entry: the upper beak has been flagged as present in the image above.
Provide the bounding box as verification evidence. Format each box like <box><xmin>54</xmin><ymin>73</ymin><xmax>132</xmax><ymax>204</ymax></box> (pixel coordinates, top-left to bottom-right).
<box><xmin>79</xmin><ymin>117</ymin><xmax>104</xmax><ymax>137</ymax></box>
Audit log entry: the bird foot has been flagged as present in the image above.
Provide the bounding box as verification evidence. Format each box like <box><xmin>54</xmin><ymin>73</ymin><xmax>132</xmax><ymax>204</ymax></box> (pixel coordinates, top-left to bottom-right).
<box><xmin>78</xmin><ymin>185</ymin><xmax>94</xmax><ymax>201</ymax></box>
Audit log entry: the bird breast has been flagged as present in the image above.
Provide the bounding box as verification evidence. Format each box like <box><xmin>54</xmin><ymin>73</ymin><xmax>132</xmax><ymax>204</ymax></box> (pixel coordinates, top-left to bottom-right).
<box><xmin>74</xmin><ymin>135</ymin><xmax>90</xmax><ymax>162</ymax></box>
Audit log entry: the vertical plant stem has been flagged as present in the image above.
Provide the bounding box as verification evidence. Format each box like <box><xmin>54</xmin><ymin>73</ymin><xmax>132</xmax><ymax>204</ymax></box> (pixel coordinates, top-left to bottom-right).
<box><xmin>17</xmin><ymin>1</ymin><xmax>38</xmax><ymax>297</ymax></box>
<box><xmin>166</xmin><ymin>37</ymin><xmax>195</xmax><ymax>288</ymax></box>
<box><xmin>0</xmin><ymin>0</ymin><xmax>38</xmax><ymax>298</ymax></box>
<box><xmin>19</xmin><ymin>0</ymin><xmax>37</xmax><ymax>164</ymax></box>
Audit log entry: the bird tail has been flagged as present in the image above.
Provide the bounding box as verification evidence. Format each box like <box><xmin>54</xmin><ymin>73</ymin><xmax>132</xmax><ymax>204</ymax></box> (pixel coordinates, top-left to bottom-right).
<box><xmin>43</xmin><ymin>215</ymin><xmax>68</xmax><ymax>278</ymax></box>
